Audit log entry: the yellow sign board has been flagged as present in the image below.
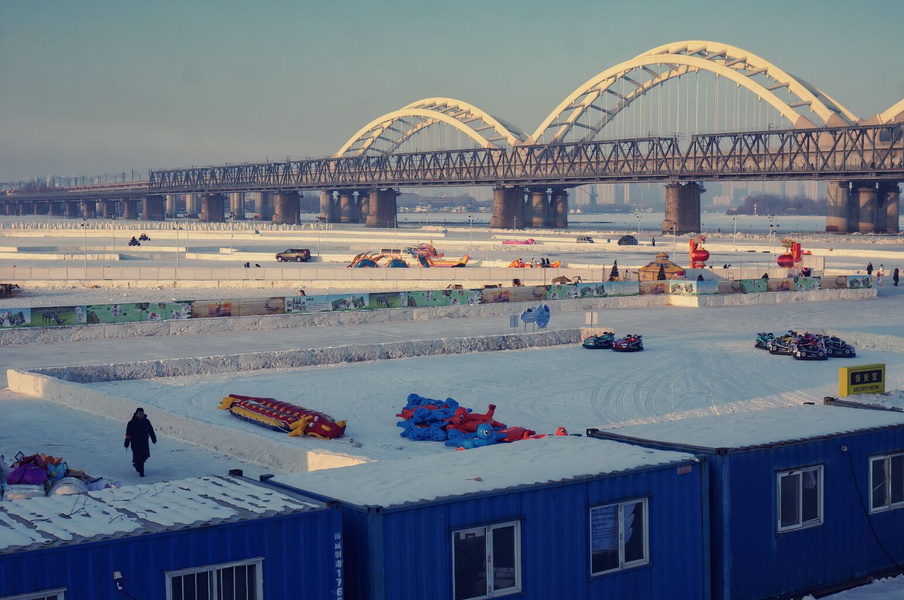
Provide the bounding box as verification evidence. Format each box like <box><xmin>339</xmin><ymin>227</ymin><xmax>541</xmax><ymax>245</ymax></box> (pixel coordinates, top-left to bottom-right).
<box><xmin>838</xmin><ymin>364</ymin><xmax>885</xmax><ymax>397</ymax></box>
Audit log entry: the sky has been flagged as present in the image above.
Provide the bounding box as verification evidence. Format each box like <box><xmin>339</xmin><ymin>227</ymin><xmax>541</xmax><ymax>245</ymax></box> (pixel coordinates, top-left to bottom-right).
<box><xmin>2</xmin><ymin>0</ymin><xmax>903</xmax><ymax>183</ymax></box>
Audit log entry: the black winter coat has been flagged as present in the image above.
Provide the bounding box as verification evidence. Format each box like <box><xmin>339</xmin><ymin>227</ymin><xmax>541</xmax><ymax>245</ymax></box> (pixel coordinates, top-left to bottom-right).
<box><xmin>125</xmin><ymin>416</ymin><xmax>157</xmax><ymax>462</ymax></box>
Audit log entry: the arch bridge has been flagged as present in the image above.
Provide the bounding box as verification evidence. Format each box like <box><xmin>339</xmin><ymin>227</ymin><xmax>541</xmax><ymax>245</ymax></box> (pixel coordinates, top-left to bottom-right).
<box><xmin>4</xmin><ymin>40</ymin><xmax>903</xmax><ymax>234</ymax></box>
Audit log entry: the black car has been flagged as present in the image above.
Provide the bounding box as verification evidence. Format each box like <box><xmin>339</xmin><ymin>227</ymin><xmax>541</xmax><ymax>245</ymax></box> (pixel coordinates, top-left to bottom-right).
<box><xmin>275</xmin><ymin>248</ymin><xmax>311</xmax><ymax>262</ymax></box>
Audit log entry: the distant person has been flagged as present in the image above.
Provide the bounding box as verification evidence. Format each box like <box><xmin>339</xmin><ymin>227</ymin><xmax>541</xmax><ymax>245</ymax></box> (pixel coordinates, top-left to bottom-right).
<box><xmin>877</xmin><ymin>264</ymin><xmax>885</xmax><ymax>286</ymax></box>
<box><xmin>866</xmin><ymin>262</ymin><xmax>873</xmax><ymax>275</ymax></box>
<box><xmin>297</xmin><ymin>289</ymin><xmax>306</xmax><ymax>296</ymax></box>
<box><xmin>512</xmin><ymin>278</ymin><xmax>523</xmax><ymax>287</ymax></box>
<box><xmin>651</xmin><ymin>237</ymin><xmax>655</xmax><ymax>247</ymax></box>
<box><xmin>124</xmin><ymin>407</ymin><xmax>156</xmax><ymax>477</ymax></box>
<box><xmin>762</xmin><ymin>273</ymin><xmax>769</xmax><ymax>281</ymax></box>
<box><xmin>893</xmin><ymin>268</ymin><xmax>899</xmax><ymax>287</ymax></box>
<box><xmin>696</xmin><ymin>274</ymin><xmax>704</xmax><ymax>281</ymax></box>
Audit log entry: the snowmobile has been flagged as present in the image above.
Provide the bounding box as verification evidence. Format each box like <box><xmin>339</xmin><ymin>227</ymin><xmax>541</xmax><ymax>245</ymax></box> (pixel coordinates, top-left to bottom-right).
<box><xmin>819</xmin><ymin>335</ymin><xmax>856</xmax><ymax>358</ymax></box>
<box><xmin>612</xmin><ymin>334</ymin><xmax>644</xmax><ymax>352</ymax></box>
<box><xmin>754</xmin><ymin>332</ymin><xmax>775</xmax><ymax>350</ymax></box>
<box><xmin>792</xmin><ymin>336</ymin><xmax>828</xmax><ymax>361</ymax></box>
<box><xmin>582</xmin><ymin>332</ymin><xmax>615</xmax><ymax>349</ymax></box>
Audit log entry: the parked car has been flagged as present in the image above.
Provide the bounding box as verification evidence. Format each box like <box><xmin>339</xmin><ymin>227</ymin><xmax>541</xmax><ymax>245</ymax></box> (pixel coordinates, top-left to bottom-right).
<box><xmin>275</xmin><ymin>248</ymin><xmax>311</xmax><ymax>262</ymax></box>
<box><xmin>576</xmin><ymin>236</ymin><xmax>595</xmax><ymax>243</ymax></box>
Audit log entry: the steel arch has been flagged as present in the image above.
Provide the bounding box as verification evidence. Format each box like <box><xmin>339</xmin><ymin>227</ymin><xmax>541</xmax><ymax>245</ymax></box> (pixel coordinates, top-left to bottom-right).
<box><xmin>873</xmin><ymin>99</ymin><xmax>904</xmax><ymax>124</ymax></box>
<box><xmin>335</xmin><ymin>97</ymin><xmax>529</xmax><ymax>158</ymax></box>
<box><xmin>532</xmin><ymin>40</ymin><xmax>858</xmax><ymax>144</ymax></box>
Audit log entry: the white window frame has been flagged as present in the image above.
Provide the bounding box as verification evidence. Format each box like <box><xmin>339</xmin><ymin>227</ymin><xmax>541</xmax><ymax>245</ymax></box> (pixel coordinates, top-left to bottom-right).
<box><xmin>776</xmin><ymin>465</ymin><xmax>824</xmax><ymax>532</ymax></box>
<box><xmin>870</xmin><ymin>451</ymin><xmax>904</xmax><ymax>513</ymax></box>
<box><xmin>589</xmin><ymin>497</ymin><xmax>650</xmax><ymax>576</ymax></box>
<box><xmin>166</xmin><ymin>557</ymin><xmax>263</xmax><ymax>600</ymax></box>
<box><xmin>1</xmin><ymin>591</ymin><xmax>66</xmax><ymax>600</ymax></box>
<box><xmin>452</xmin><ymin>520</ymin><xmax>522</xmax><ymax>600</ymax></box>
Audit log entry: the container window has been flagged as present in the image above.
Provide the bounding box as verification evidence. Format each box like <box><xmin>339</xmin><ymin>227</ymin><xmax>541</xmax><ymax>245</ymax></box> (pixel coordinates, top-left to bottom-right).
<box><xmin>452</xmin><ymin>521</ymin><xmax>522</xmax><ymax>600</ymax></box>
<box><xmin>777</xmin><ymin>466</ymin><xmax>823</xmax><ymax>532</ymax></box>
<box><xmin>870</xmin><ymin>452</ymin><xmax>904</xmax><ymax>512</ymax></box>
<box><xmin>590</xmin><ymin>498</ymin><xmax>649</xmax><ymax>576</ymax></box>
<box><xmin>0</xmin><ymin>590</ymin><xmax>66</xmax><ymax>600</ymax></box>
<box><xmin>167</xmin><ymin>558</ymin><xmax>263</xmax><ymax>600</ymax></box>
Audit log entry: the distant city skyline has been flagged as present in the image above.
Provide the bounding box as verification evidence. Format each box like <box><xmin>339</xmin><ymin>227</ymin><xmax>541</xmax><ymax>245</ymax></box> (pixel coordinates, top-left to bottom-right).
<box><xmin>2</xmin><ymin>0</ymin><xmax>902</xmax><ymax>182</ymax></box>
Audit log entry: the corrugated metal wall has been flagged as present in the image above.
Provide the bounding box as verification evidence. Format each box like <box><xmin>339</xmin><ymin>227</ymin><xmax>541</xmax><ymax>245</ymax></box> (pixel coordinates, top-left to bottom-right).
<box><xmin>355</xmin><ymin>461</ymin><xmax>708</xmax><ymax>600</ymax></box>
<box><xmin>723</xmin><ymin>429</ymin><xmax>904</xmax><ymax>600</ymax></box>
<box><xmin>0</xmin><ymin>506</ymin><xmax>341</xmax><ymax>600</ymax></box>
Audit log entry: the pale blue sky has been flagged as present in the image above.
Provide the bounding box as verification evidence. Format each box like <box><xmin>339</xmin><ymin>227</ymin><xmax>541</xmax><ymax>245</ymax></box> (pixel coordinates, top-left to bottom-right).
<box><xmin>2</xmin><ymin>0</ymin><xmax>902</xmax><ymax>182</ymax></box>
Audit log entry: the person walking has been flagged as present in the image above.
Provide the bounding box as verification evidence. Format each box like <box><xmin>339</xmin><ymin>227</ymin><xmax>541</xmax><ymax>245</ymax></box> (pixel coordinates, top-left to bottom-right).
<box><xmin>894</xmin><ymin>268</ymin><xmax>900</xmax><ymax>287</ymax></box>
<box><xmin>877</xmin><ymin>264</ymin><xmax>885</xmax><ymax>286</ymax></box>
<box><xmin>866</xmin><ymin>262</ymin><xmax>873</xmax><ymax>275</ymax></box>
<box><xmin>124</xmin><ymin>407</ymin><xmax>156</xmax><ymax>477</ymax></box>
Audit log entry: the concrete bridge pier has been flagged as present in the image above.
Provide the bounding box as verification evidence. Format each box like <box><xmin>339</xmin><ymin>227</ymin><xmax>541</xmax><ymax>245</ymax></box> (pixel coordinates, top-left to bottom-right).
<box><xmin>64</xmin><ymin>202</ymin><xmax>79</xmax><ymax>218</ymax></box>
<box><xmin>253</xmin><ymin>192</ymin><xmax>273</xmax><ymax>221</ymax></box>
<box><xmin>552</xmin><ymin>187</ymin><xmax>569</xmax><ymax>228</ymax></box>
<box><xmin>123</xmin><ymin>199</ymin><xmax>139</xmax><ymax>220</ymax></box>
<box><xmin>230</xmin><ymin>192</ymin><xmax>246</xmax><ymax>220</ymax></box>
<box><xmin>319</xmin><ymin>191</ymin><xmax>335</xmax><ymax>224</ymax></box>
<box><xmin>81</xmin><ymin>201</ymin><xmax>97</xmax><ymax>219</ymax></box>
<box><xmin>142</xmin><ymin>195</ymin><xmax>166</xmax><ymax>221</ymax></box>
<box><xmin>33</xmin><ymin>202</ymin><xmax>46</xmax><ymax>215</ymax></box>
<box><xmin>199</xmin><ymin>193</ymin><xmax>226</xmax><ymax>223</ymax></box>
<box><xmin>272</xmin><ymin>191</ymin><xmax>300</xmax><ymax>225</ymax></box>
<box><xmin>48</xmin><ymin>202</ymin><xmax>64</xmax><ymax>216</ymax></box>
<box><xmin>530</xmin><ymin>189</ymin><xmax>547</xmax><ymax>228</ymax></box>
<box><xmin>490</xmin><ymin>186</ymin><xmax>525</xmax><ymax>229</ymax></box>
<box><xmin>854</xmin><ymin>184</ymin><xmax>878</xmax><ymax>234</ymax></box>
<box><xmin>883</xmin><ymin>183</ymin><xmax>900</xmax><ymax>233</ymax></box>
<box><xmin>366</xmin><ymin>188</ymin><xmax>398</xmax><ymax>228</ymax></box>
<box><xmin>336</xmin><ymin>190</ymin><xmax>364</xmax><ymax>223</ymax></box>
<box><xmin>165</xmin><ymin>194</ymin><xmax>178</xmax><ymax>218</ymax></box>
<box><xmin>825</xmin><ymin>181</ymin><xmax>852</xmax><ymax>233</ymax></box>
<box><xmin>661</xmin><ymin>182</ymin><xmax>704</xmax><ymax>234</ymax></box>
<box><xmin>101</xmin><ymin>201</ymin><xmax>115</xmax><ymax>219</ymax></box>
<box><xmin>185</xmin><ymin>193</ymin><xmax>200</xmax><ymax>217</ymax></box>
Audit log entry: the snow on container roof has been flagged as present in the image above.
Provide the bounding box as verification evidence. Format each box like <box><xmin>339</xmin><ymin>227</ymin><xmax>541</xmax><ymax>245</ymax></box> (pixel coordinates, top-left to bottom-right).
<box><xmin>0</xmin><ymin>475</ymin><xmax>326</xmax><ymax>554</ymax></box>
<box><xmin>594</xmin><ymin>404</ymin><xmax>904</xmax><ymax>451</ymax></box>
<box><xmin>274</xmin><ymin>436</ymin><xmax>697</xmax><ymax>509</ymax></box>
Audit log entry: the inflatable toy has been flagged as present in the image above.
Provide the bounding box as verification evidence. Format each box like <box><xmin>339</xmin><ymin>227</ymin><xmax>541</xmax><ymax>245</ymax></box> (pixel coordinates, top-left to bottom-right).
<box><xmin>444</xmin><ymin>404</ymin><xmax>506</xmax><ymax>434</ymax></box>
<box><xmin>445</xmin><ymin>423</ymin><xmax>507</xmax><ymax>449</ymax></box>
<box><xmin>219</xmin><ymin>394</ymin><xmax>347</xmax><ymax>439</ymax></box>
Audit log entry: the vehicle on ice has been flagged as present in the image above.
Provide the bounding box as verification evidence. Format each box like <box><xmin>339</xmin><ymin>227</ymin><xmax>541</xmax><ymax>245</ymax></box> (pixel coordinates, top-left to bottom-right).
<box><xmin>767</xmin><ymin>331</ymin><xmax>800</xmax><ymax>356</ymax></box>
<box><xmin>754</xmin><ymin>332</ymin><xmax>775</xmax><ymax>350</ymax></box>
<box><xmin>820</xmin><ymin>335</ymin><xmax>856</xmax><ymax>358</ymax></box>
<box><xmin>612</xmin><ymin>334</ymin><xmax>644</xmax><ymax>352</ymax></box>
<box><xmin>791</xmin><ymin>335</ymin><xmax>828</xmax><ymax>361</ymax></box>
<box><xmin>582</xmin><ymin>332</ymin><xmax>615</xmax><ymax>349</ymax></box>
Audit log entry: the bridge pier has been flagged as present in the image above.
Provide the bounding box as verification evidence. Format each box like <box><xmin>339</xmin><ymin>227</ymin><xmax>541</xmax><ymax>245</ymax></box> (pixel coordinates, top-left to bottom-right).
<box><xmin>490</xmin><ymin>186</ymin><xmax>524</xmax><ymax>229</ymax></box>
<box><xmin>123</xmin><ymin>199</ymin><xmax>139</xmax><ymax>220</ymax></box>
<box><xmin>199</xmin><ymin>193</ymin><xmax>226</xmax><ymax>223</ymax></box>
<box><xmin>826</xmin><ymin>182</ymin><xmax>851</xmax><ymax>233</ymax></box>
<box><xmin>101</xmin><ymin>201</ymin><xmax>115</xmax><ymax>219</ymax></box>
<box><xmin>64</xmin><ymin>202</ymin><xmax>79</xmax><ymax>218</ymax></box>
<box><xmin>272</xmin><ymin>191</ymin><xmax>300</xmax><ymax>225</ymax></box>
<box><xmin>552</xmin><ymin>187</ymin><xmax>569</xmax><ymax>228</ymax></box>
<box><xmin>338</xmin><ymin>190</ymin><xmax>364</xmax><ymax>223</ymax></box>
<box><xmin>185</xmin><ymin>193</ymin><xmax>200</xmax><ymax>217</ymax></box>
<box><xmin>165</xmin><ymin>194</ymin><xmax>178</xmax><ymax>218</ymax></box>
<box><xmin>48</xmin><ymin>202</ymin><xmax>63</xmax><ymax>216</ymax></box>
<box><xmin>81</xmin><ymin>201</ymin><xmax>96</xmax><ymax>219</ymax></box>
<box><xmin>253</xmin><ymin>192</ymin><xmax>273</xmax><ymax>221</ymax></box>
<box><xmin>855</xmin><ymin>184</ymin><xmax>878</xmax><ymax>234</ymax></box>
<box><xmin>230</xmin><ymin>192</ymin><xmax>246</xmax><ymax>220</ymax></box>
<box><xmin>884</xmin><ymin>183</ymin><xmax>900</xmax><ymax>233</ymax></box>
<box><xmin>530</xmin><ymin>189</ymin><xmax>547</xmax><ymax>228</ymax></box>
<box><xmin>142</xmin><ymin>195</ymin><xmax>166</xmax><ymax>221</ymax></box>
<box><xmin>366</xmin><ymin>188</ymin><xmax>398</xmax><ymax>228</ymax></box>
<box><xmin>661</xmin><ymin>182</ymin><xmax>704</xmax><ymax>235</ymax></box>
<box><xmin>319</xmin><ymin>191</ymin><xmax>335</xmax><ymax>224</ymax></box>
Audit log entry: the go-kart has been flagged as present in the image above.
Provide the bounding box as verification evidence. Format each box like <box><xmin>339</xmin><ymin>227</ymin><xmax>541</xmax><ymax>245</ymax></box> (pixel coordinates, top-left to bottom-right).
<box><xmin>612</xmin><ymin>334</ymin><xmax>644</xmax><ymax>352</ymax></box>
<box><xmin>767</xmin><ymin>331</ymin><xmax>800</xmax><ymax>355</ymax></box>
<box><xmin>582</xmin><ymin>332</ymin><xmax>615</xmax><ymax>349</ymax></box>
<box><xmin>820</xmin><ymin>335</ymin><xmax>856</xmax><ymax>358</ymax></box>
<box><xmin>755</xmin><ymin>332</ymin><xmax>775</xmax><ymax>350</ymax></box>
<box><xmin>792</xmin><ymin>336</ymin><xmax>828</xmax><ymax>361</ymax></box>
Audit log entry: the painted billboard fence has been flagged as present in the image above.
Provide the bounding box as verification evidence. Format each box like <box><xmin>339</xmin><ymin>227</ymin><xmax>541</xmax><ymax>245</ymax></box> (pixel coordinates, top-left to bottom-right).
<box><xmin>0</xmin><ymin>275</ymin><xmax>831</xmax><ymax>329</ymax></box>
